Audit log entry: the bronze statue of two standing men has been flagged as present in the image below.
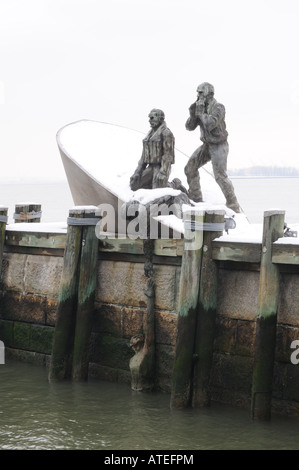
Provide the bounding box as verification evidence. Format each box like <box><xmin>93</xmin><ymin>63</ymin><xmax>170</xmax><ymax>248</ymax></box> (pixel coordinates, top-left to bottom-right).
<box><xmin>130</xmin><ymin>83</ymin><xmax>241</xmax><ymax>214</ymax></box>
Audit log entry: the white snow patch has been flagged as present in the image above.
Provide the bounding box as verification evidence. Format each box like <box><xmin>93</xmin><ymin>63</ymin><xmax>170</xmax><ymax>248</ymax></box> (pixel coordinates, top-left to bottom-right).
<box><xmin>6</xmin><ymin>222</ymin><xmax>67</xmax><ymax>233</ymax></box>
<box><xmin>129</xmin><ymin>188</ymin><xmax>181</xmax><ymax>205</ymax></box>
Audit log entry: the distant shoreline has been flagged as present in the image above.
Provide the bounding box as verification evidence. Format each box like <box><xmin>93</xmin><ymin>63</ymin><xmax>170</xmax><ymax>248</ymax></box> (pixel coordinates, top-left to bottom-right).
<box><xmin>229</xmin><ymin>176</ymin><xmax>299</xmax><ymax>179</ymax></box>
<box><xmin>228</xmin><ymin>166</ymin><xmax>299</xmax><ymax>179</ymax></box>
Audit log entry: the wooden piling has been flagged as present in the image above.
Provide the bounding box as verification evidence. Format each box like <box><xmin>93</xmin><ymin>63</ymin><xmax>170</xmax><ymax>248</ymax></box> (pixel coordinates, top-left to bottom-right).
<box><xmin>192</xmin><ymin>210</ymin><xmax>225</xmax><ymax>407</ymax></box>
<box><xmin>0</xmin><ymin>207</ymin><xmax>8</xmax><ymax>334</ymax></box>
<box><xmin>251</xmin><ymin>209</ymin><xmax>285</xmax><ymax>420</ymax></box>
<box><xmin>170</xmin><ymin>209</ymin><xmax>204</xmax><ymax>409</ymax></box>
<box><xmin>48</xmin><ymin>208</ymin><xmax>84</xmax><ymax>381</ymax></box>
<box><xmin>0</xmin><ymin>207</ymin><xmax>8</xmax><ymax>267</ymax></box>
<box><xmin>72</xmin><ymin>208</ymin><xmax>100</xmax><ymax>381</ymax></box>
<box><xmin>14</xmin><ymin>203</ymin><xmax>42</xmax><ymax>223</ymax></box>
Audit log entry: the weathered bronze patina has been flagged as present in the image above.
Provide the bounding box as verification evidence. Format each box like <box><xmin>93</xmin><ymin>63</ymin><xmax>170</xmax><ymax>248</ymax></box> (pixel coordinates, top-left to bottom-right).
<box><xmin>129</xmin><ymin>239</ymin><xmax>155</xmax><ymax>391</ymax></box>
<box><xmin>184</xmin><ymin>82</ymin><xmax>241</xmax><ymax>213</ymax></box>
<box><xmin>130</xmin><ymin>109</ymin><xmax>175</xmax><ymax>191</ymax></box>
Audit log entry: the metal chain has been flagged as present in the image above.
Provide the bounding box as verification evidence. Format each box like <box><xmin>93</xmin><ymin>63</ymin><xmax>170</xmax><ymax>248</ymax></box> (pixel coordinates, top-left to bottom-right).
<box><xmin>184</xmin><ymin>220</ymin><xmax>225</xmax><ymax>231</ymax></box>
<box><xmin>13</xmin><ymin>211</ymin><xmax>42</xmax><ymax>220</ymax></box>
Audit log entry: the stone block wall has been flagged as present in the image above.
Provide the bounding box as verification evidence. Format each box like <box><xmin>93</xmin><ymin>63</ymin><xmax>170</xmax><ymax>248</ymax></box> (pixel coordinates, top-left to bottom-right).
<box><xmin>212</xmin><ymin>265</ymin><xmax>299</xmax><ymax>414</ymax></box>
<box><xmin>0</xmin><ymin>253</ymin><xmax>62</xmax><ymax>365</ymax></box>
<box><xmin>0</xmin><ymin>251</ymin><xmax>180</xmax><ymax>392</ymax></box>
<box><xmin>89</xmin><ymin>260</ymin><xmax>180</xmax><ymax>392</ymax></box>
<box><xmin>211</xmin><ymin>268</ymin><xmax>259</xmax><ymax>408</ymax></box>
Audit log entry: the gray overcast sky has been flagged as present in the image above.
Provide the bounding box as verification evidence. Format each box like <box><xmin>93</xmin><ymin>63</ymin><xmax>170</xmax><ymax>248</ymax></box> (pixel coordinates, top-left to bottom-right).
<box><xmin>1</xmin><ymin>0</ymin><xmax>299</xmax><ymax>181</ymax></box>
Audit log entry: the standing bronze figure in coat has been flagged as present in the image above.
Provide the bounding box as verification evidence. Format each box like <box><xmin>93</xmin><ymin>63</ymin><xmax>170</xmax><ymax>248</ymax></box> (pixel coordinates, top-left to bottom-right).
<box><xmin>185</xmin><ymin>82</ymin><xmax>241</xmax><ymax>213</ymax></box>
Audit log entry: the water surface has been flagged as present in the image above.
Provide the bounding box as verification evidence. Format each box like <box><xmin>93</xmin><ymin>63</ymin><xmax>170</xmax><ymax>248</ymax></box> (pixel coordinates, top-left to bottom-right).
<box><xmin>1</xmin><ymin>360</ymin><xmax>299</xmax><ymax>450</ymax></box>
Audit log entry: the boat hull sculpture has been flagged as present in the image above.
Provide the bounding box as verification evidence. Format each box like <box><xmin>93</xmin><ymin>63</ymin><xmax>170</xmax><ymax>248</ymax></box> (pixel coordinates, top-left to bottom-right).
<box><xmin>56</xmin><ymin>119</ymin><xmax>235</xmax><ymax>235</ymax></box>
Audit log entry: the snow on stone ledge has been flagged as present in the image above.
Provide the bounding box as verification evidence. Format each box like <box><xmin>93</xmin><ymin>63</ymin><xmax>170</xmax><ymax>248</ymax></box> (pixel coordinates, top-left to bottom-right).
<box><xmin>6</xmin><ymin>217</ymin><xmax>299</xmax><ymax>245</ymax></box>
<box><xmin>129</xmin><ymin>188</ymin><xmax>182</xmax><ymax>205</ymax></box>
<box><xmin>275</xmin><ymin>224</ymin><xmax>299</xmax><ymax>245</ymax></box>
<box><xmin>6</xmin><ymin>222</ymin><xmax>67</xmax><ymax>233</ymax></box>
<box><xmin>155</xmin><ymin>205</ymin><xmax>263</xmax><ymax>242</ymax></box>
<box><xmin>4</xmin><ymin>205</ymin><xmax>265</xmax><ymax>242</ymax></box>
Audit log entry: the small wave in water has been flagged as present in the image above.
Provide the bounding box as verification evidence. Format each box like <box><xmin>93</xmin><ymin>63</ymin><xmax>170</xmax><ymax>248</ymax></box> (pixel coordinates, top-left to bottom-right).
<box><xmin>1</xmin><ymin>360</ymin><xmax>299</xmax><ymax>450</ymax></box>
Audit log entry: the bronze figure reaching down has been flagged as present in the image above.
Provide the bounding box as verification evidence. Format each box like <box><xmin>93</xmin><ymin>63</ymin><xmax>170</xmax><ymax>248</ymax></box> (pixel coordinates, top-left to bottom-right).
<box><xmin>130</xmin><ymin>109</ymin><xmax>175</xmax><ymax>191</ymax></box>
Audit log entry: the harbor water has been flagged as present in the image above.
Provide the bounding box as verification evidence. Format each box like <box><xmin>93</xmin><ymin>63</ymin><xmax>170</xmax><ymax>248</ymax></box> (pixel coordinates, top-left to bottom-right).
<box><xmin>230</xmin><ymin>176</ymin><xmax>299</xmax><ymax>225</ymax></box>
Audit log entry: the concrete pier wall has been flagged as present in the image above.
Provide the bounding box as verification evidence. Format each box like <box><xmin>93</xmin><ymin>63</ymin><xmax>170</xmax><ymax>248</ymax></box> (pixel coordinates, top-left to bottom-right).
<box><xmin>1</xmin><ymin>232</ymin><xmax>299</xmax><ymax>415</ymax></box>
